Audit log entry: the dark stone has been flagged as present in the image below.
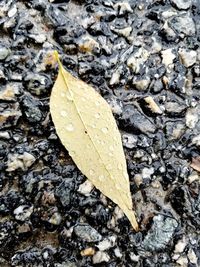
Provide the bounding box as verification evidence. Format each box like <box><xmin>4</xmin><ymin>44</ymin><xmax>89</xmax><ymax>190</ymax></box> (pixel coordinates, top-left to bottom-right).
<box><xmin>0</xmin><ymin>221</ymin><xmax>16</xmax><ymax>254</ymax></box>
<box><xmin>120</xmin><ymin>105</ymin><xmax>156</xmax><ymax>135</ymax></box>
<box><xmin>11</xmin><ymin>248</ymin><xmax>43</xmax><ymax>266</ymax></box>
<box><xmin>23</xmin><ymin>73</ymin><xmax>52</xmax><ymax>96</ymax></box>
<box><xmin>21</xmin><ymin>93</ymin><xmax>43</xmax><ymax>123</ymax></box>
<box><xmin>55</xmin><ymin>179</ymin><xmax>75</xmax><ymax>207</ymax></box>
<box><xmin>0</xmin><ymin>191</ymin><xmax>24</xmax><ymax>215</ymax></box>
<box><xmin>169</xmin><ymin>186</ymin><xmax>193</xmax><ymax>215</ymax></box>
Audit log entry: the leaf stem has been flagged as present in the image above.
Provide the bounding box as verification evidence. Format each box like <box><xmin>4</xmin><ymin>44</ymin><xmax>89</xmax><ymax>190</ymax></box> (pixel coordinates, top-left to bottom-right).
<box><xmin>54</xmin><ymin>50</ymin><xmax>63</xmax><ymax>70</ymax></box>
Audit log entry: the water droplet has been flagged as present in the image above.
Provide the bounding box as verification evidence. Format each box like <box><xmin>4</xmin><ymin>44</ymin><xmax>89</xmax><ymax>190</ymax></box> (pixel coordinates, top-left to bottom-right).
<box><xmin>98</xmin><ymin>175</ymin><xmax>104</xmax><ymax>181</ymax></box>
<box><xmin>95</xmin><ymin>113</ymin><xmax>100</xmax><ymax>119</ymax></box>
<box><xmin>101</xmin><ymin>140</ymin><xmax>105</xmax><ymax>145</ymax></box>
<box><xmin>91</xmin><ymin>124</ymin><xmax>96</xmax><ymax>129</ymax></box>
<box><xmin>66</xmin><ymin>90</ymin><xmax>73</xmax><ymax>101</ymax></box>
<box><xmin>89</xmin><ymin>169</ymin><xmax>95</xmax><ymax>176</ymax></box>
<box><xmin>61</xmin><ymin>92</ymin><xmax>65</xmax><ymax>97</ymax></box>
<box><xmin>109</xmin><ymin>152</ymin><xmax>113</xmax><ymax>157</ymax></box>
<box><xmin>82</xmin><ymin>97</ymin><xmax>86</xmax><ymax>102</ymax></box>
<box><xmin>65</xmin><ymin>123</ymin><xmax>74</xmax><ymax>132</ymax></box>
<box><xmin>118</xmin><ymin>163</ymin><xmax>123</xmax><ymax>170</ymax></box>
<box><xmin>115</xmin><ymin>184</ymin><xmax>120</xmax><ymax>190</ymax></box>
<box><xmin>102</xmin><ymin>127</ymin><xmax>108</xmax><ymax>134</ymax></box>
<box><xmin>60</xmin><ymin>110</ymin><xmax>68</xmax><ymax>117</ymax></box>
<box><xmin>95</xmin><ymin>100</ymin><xmax>100</xmax><ymax>106</ymax></box>
<box><xmin>109</xmin><ymin>145</ymin><xmax>114</xmax><ymax>151</ymax></box>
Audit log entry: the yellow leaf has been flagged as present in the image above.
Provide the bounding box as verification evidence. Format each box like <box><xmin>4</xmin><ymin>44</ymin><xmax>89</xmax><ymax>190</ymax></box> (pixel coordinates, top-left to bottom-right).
<box><xmin>50</xmin><ymin>51</ymin><xmax>138</xmax><ymax>231</ymax></box>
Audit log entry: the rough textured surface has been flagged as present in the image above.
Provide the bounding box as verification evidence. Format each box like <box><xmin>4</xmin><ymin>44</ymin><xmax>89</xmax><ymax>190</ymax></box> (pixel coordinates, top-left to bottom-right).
<box><xmin>0</xmin><ymin>0</ymin><xmax>200</xmax><ymax>266</ymax></box>
<box><xmin>142</xmin><ymin>215</ymin><xmax>178</xmax><ymax>251</ymax></box>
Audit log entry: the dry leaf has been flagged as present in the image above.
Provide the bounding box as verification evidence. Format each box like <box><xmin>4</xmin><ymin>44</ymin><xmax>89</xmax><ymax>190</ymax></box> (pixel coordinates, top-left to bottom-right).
<box><xmin>50</xmin><ymin>51</ymin><xmax>138</xmax><ymax>231</ymax></box>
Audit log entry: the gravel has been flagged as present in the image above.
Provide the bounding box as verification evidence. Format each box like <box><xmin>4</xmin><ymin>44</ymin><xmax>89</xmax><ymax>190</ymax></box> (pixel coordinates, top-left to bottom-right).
<box><xmin>73</xmin><ymin>223</ymin><xmax>102</xmax><ymax>243</ymax></box>
<box><xmin>0</xmin><ymin>0</ymin><xmax>200</xmax><ymax>266</ymax></box>
<box><xmin>142</xmin><ymin>215</ymin><xmax>178</xmax><ymax>251</ymax></box>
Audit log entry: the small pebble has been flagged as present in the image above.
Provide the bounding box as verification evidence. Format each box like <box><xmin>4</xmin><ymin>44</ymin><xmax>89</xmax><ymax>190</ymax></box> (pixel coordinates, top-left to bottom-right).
<box><xmin>186</xmin><ymin>108</ymin><xmax>199</xmax><ymax>128</ymax></box>
<box><xmin>0</xmin><ymin>45</ymin><xmax>10</xmax><ymax>60</ymax></box>
<box><xmin>174</xmin><ymin>236</ymin><xmax>187</xmax><ymax>253</ymax></box>
<box><xmin>14</xmin><ymin>205</ymin><xmax>33</xmax><ymax>222</ymax></box>
<box><xmin>8</xmin><ymin>5</ymin><xmax>17</xmax><ymax>18</ymax></box>
<box><xmin>77</xmin><ymin>180</ymin><xmax>94</xmax><ymax>196</ymax></box>
<box><xmin>179</xmin><ymin>48</ymin><xmax>197</xmax><ymax>67</ymax></box>
<box><xmin>80</xmin><ymin>247</ymin><xmax>95</xmax><ymax>256</ymax></box>
<box><xmin>92</xmin><ymin>251</ymin><xmax>110</xmax><ymax>264</ymax></box>
<box><xmin>161</xmin><ymin>49</ymin><xmax>176</xmax><ymax>67</ymax></box>
<box><xmin>142</xmin><ymin>215</ymin><xmax>178</xmax><ymax>251</ymax></box>
<box><xmin>187</xmin><ymin>248</ymin><xmax>198</xmax><ymax>265</ymax></box>
<box><xmin>170</xmin><ymin>0</ymin><xmax>191</xmax><ymax>10</ymax></box>
<box><xmin>74</xmin><ymin>224</ymin><xmax>102</xmax><ymax>242</ymax></box>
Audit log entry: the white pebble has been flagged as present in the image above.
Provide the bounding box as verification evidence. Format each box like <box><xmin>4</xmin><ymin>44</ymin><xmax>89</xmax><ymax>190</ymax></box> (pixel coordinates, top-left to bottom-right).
<box><xmin>97</xmin><ymin>236</ymin><xmax>116</xmax><ymax>251</ymax></box>
<box><xmin>179</xmin><ymin>48</ymin><xmax>197</xmax><ymax>67</ymax></box>
<box><xmin>187</xmin><ymin>248</ymin><xmax>198</xmax><ymax>265</ymax></box>
<box><xmin>142</xmin><ymin>167</ymin><xmax>154</xmax><ymax>179</ymax></box>
<box><xmin>14</xmin><ymin>205</ymin><xmax>33</xmax><ymax>221</ymax></box>
<box><xmin>186</xmin><ymin>108</ymin><xmax>199</xmax><ymax>129</ymax></box>
<box><xmin>192</xmin><ymin>134</ymin><xmax>200</xmax><ymax>147</ymax></box>
<box><xmin>77</xmin><ymin>180</ymin><xmax>94</xmax><ymax>196</ymax></box>
<box><xmin>161</xmin><ymin>48</ymin><xmax>176</xmax><ymax>67</ymax></box>
<box><xmin>8</xmin><ymin>5</ymin><xmax>17</xmax><ymax>17</ymax></box>
<box><xmin>0</xmin><ymin>131</ymin><xmax>10</xmax><ymax>139</ymax></box>
<box><xmin>114</xmin><ymin>248</ymin><xmax>122</xmax><ymax>258</ymax></box>
<box><xmin>93</xmin><ymin>251</ymin><xmax>110</xmax><ymax>264</ymax></box>
<box><xmin>174</xmin><ymin>237</ymin><xmax>187</xmax><ymax>253</ymax></box>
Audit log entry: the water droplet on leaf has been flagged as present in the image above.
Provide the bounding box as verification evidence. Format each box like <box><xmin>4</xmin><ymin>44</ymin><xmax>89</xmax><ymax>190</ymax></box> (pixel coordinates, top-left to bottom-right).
<box><xmin>95</xmin><ymin>113</ymin><xmax>100</xmax><ymax>119</ymax></box>
<box><xmin>95</xmin><ymin>100</ymin><xmax>100</xmax><ymax>106</ymax></box>
<box><xmin>102</xmin><ymin>127</ymin><xmax>108</xmax><ymax>134</ymax></box>
<box><xmin>60</xmin><ymin>110</ymin><xmax>68</xmax><ymax>117</ymax></box>
<box><xmin>66</xmin><ymin>90</ymin><xmax>73</xmax><ymax>101</ymax></box>
<box><xmin>109</xmin><ymin>145</ymin><xmax>114</xmax><ymax>151</ymax></box>
<box><xmin>115</xmin><ymin>184</ymin><xmax>120</xmax><ymax>190</ymax></box>
<box><xmin>65</xmin><ymin>123</ymin><xmax>74</xmax><ymax>132</ymax></box>
<box><xmin>89</xmin><ymin>169</ymin><xmax>95</xmax><ymax>176</ymax></box>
